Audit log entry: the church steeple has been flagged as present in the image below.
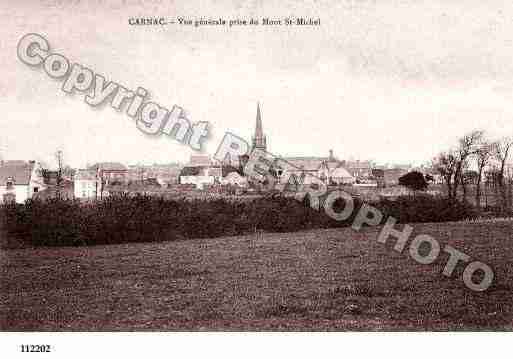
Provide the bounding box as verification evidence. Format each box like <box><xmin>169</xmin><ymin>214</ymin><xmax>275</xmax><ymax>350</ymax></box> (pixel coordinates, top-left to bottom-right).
<box><xmin>252</xmin><ymin>102</ymin><xmax>267</xmax><ymax>151</ymax></box>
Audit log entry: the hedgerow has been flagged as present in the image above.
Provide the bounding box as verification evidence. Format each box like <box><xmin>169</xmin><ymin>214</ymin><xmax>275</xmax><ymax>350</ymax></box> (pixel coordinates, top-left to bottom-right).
<box><xmin>0</xmin><ymin>192</ymin><xmax>477</xmax><ymax>248</ymax></box>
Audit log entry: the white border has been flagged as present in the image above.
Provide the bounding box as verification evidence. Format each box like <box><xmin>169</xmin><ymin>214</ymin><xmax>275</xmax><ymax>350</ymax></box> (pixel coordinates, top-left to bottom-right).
<box><xmin>1</xmin><ymin>332</ymin><xmax>511</xmax><ymax>359</ymax></box>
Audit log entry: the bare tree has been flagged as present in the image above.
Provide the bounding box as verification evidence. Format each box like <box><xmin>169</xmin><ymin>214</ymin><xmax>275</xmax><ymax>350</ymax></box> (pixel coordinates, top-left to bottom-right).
<box><xmin>433</xmin><ymin>150</ymin><xmax>458</xmax><ymax>199</ymax></box>
<box><xmin>460</xmin><ymin>160</ymin><xmax>472</xmax><ymax>202</ymax></box>
<box><xmin>475</xmin><ymin>141</ymin><xmax>493</xmax><ymax>211</ymax></box>
<box><xmin>55</xmin><ymin>150</ymin><xmax>64</xmax><ymax>180</ymax></box>
<box><xmin>55</xmin><ymin>149</ymin><xmax>64</xmax><ymax>198</ymax></box>
<box><xmin>493</xmin><ymin>136</ymin><xmax>513</xmax><ymax>211</ymax></box>
<box><xmin>452</xmin><ymin>130</ymin><xmax>484</xmax><ymax>200</ymax></box>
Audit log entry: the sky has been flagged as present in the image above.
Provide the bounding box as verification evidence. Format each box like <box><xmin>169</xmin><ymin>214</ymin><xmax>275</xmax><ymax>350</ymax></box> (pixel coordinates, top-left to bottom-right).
<box><xmin>2</xmin><ymin>0</ymin><xmax>513</xmax><ymax>169</ymax></box>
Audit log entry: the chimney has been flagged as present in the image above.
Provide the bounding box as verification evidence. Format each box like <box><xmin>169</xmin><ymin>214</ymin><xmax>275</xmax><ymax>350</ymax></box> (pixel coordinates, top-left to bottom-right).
<box><xmin>329</xmin><ymin>149</ymin><xmax>334</xmax><ymax>161</ymax></box>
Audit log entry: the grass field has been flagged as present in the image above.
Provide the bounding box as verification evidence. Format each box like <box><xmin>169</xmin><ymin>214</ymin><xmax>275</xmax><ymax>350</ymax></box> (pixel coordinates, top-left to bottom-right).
<box><xmin>1</xmin><ymin>220</ymin><xmax>512</xmax><ymax>331</ymax></box>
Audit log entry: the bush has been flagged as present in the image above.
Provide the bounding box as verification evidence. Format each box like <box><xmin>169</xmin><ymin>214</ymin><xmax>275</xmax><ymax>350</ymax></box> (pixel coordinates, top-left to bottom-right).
<box><xmin>375</xmin><ymin>195</ymin><xmax>478</xmax><ymax>223</ymax></box>
<box><xmin>398</xmin><ymin>171</ymin><xmax>428</xmax><ymax>191</ymax></box>
<box><xmin>0</xmin><ymin>192</ymin><xmax>478</xmax><ymax>248</ymax></box>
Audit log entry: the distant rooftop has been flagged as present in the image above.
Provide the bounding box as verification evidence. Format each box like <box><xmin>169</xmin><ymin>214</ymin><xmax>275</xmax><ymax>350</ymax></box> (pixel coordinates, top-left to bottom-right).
<box><xmin>75</xmin><ymin>169</ymin><xmax>97</xmax><ymax>181</ymax></box>
<box><xmin>88</xmin><ymin>162</ymin><xmax>128</xmax><ymax>171</ymax></box>
<box><xmin>189</xmin><ymin>155</ymin><xmax>212</xmax><ymax>166</ymax></box>
<box><xmin>0</xmin><ymin>160</ymin><xmax>35</xmax><ymax>185</ymax></box>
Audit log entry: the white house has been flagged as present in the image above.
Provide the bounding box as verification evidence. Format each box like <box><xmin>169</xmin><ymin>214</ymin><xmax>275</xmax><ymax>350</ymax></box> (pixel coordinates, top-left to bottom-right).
<box><xmin>330</xmin><ymin>167</ymin><xmax>356</xmax><ymax>185</ymax></box>
<box><xmin>74</xmin><ymin>169</ymin><xmax>100</xmax><ymax>199</ymax></box>
<box><xmin>221</xmin><ymin>171</ymin><xmax>248</xmax><ymax>187</ymax></box>
<box><xmin>179</xmin><ymin>166</ymin><xmax>221</xmax><ymax>189</ymax></box>
<box><xmin>0</xmin><ymin>160</ymin><xmax>46</xmax><ymax>204</ymax></box>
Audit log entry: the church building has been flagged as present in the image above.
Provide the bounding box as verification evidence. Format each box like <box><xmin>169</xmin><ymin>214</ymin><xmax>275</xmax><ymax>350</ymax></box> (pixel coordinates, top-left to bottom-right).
<box><xmin>248</xmin><ymin>103</ymin><xmax>355</xmax><ymax>186</ymax></box>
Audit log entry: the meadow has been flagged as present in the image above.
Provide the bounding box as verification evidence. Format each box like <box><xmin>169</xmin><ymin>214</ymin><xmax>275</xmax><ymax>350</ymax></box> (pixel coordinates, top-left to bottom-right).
<box><xmin>1</xmin><ymin>219</ymin><xmax>511</xmax><ymax>331</ymax></box>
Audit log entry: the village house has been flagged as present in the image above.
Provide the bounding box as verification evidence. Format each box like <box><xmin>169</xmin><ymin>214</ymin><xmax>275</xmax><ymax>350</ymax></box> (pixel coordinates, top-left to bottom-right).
<box><xmin>330</xmin><ymin>166</ymin><xmax>357</xmax><ymax>185</ymax></box>
<box><xmin>220</xmin><ymin>166</ymin><xmax>247</xmax><ymax>187</ymax></box>
<box><xmin>179</xmin><ymin>155</ymin><xmax>215</xmax><ymax>189</ymax></box>
<box><xmin>88</xmin><ymin>162</ymin><xmax>129</xmax><ymax>185</ymax></box>
<box><xmin>74</xmin><ymin>169</ymin><xmax>100</xmax><ymax>199</ymax></box>
<box><xmin>177</xmin><ymin>104</ymin><xmax>361</xmax><ymax>190</ymax></box>
<box><xmin>179</xmin><ymin>155</ymin><xmax>247</xmax><ymax>190</ymax></box>
<box><xmin>249</xmin><ymin>104</ymin><xmax>355</xmax><ymax>186</ymax></box>
<box><xmin>189</xmin><ymin>155</ymin><xmax>213</xmax><ymax>167</ymax></box>
<box><xmin>221</xmin><ymin>171</ymin><xmax>247</xmax><ymax>187</ymax></box>
<box><xmin>127</xmin><ymin>163</ymin><xmax>182</xmax><ymax>187</ymax></box>
<box><xmin>146</xmin><ymin>164</ymin><xmax>182</xmax><ymax>186</ymax></box>
<box><xmin>31</xmin><ymin>168</ymin><xmax>75</xmax><ymax>200</ymax></box>
<box><xmin>276</xmin><ymin>153</ymin><xmax>355</xmax><ymax>186</ymax></box>
<box><xmin>0</xmin><ymin>160</ymin><xmax>46</xmax><ymax>204</ymax></box>
<box><xmin>179</xmin><ymin>165</ymin><xmax>222</xmax><ymax>189</ymax></box>
<box><xmin>343</xmin><ymin>160</ymin><xmax>373</xmax><ymax>180</ymax></box>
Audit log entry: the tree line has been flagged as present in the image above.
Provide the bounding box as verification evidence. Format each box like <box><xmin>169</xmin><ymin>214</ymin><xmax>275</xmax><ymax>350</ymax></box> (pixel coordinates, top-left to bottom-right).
<box><xmin>433</xmin><ymin>130</ymin><xmax>513</xmax><ymax>213</ymax></box>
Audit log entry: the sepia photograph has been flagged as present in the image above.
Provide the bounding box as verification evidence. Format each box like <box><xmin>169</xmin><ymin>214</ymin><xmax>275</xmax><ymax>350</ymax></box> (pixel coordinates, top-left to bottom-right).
<box><xmin>0</xmin><ymin>0</ymin><xmax>512</xmax><ymax>357</ymax></box>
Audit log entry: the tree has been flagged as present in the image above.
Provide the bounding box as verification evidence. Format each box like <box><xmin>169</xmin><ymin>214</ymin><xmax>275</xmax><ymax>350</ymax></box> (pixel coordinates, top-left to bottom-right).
<box><xmin>399</xmin><ymin>171</ymin><xmax>428</xmax><ymax>191</ymax></box>
<box><xmin>55</xmin><ymin>149</ymin><xmax>64</xmax><ymax>197</ymax></box>
<box><xmin>433</xmin><ymin>150</ymin><xmax>458</xmax><ymax>199</ymax></box>
<box><xmin>452</xmin><ymin>130</ymin><xmax>484</xmax><ymax>200</ymax></box>
<box><xmin>239</xmin><ymin>154</ymin><xmax>249</xmax><ymax>175</ymax></box>
<box><xmin>462</xmin><ymin>170</ymin><xmax>479</xmax><ymax>185</ymax></box>
<box><xmin>63</xmin><ymin>165</ymin><xmax>75</xmax><ymax>179</ymax></box>
<box><xmin>475</xmin><ymin>141</ymin><xmax>493</xmax><ymax>210</ymax></box>
<box><xmin>493</xmin><ymin>137</ymin><xmax>513</xmax><ymax>211</ymax></box>
<box><xmin>55</xmin><ymin>150</ymin><xmax>63</xmax><ymax>172</ymax></box>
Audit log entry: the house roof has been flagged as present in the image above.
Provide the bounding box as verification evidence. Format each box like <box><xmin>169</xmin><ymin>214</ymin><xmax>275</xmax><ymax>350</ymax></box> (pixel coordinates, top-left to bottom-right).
<box><xmin>0</xmin><ymin>161</ymin><xmax>34</xmax><ymax>185</ymax></box>
<box><xmin>180</xmin><ymin>165</ymin><xmax>234</xmax><ymax>177</ymax></box>
<box><xmin>180</xmin><ymin>166</ymin><xmax>204</xmax><ymax>176</ymax></box>
<box><xmin>209</xmin><ymin>167</ymin><xmax>222</xmax><ymax>177</ymax></box>
<box><xmin>88</xmin><ymin>162</ymin><xmax>128</xmax><ymax>171</ymax></box>
<box><xmin>224</xmin><ymin>171</ymin><xmax>244</xmax><ymax>180</ymax></box>
<box><xmin>344</xmin><ymin>160</ymin><xmax>373</xmax><ymax>169</ymax></box>
<box><xmin>75</xmin><ymin>169</ymin><xmax>97</xmax><ymax>181</ymax></box>
<box><xmin>143</xmin><ymin>178</ymin><xmax>161</xmax><ymax>187</ymax></box>
<box><xmin>150</xmin><ymin>167</ymin><xmax>182</xmax><ymax>177</ymax></box>
<box><xmin>280</xmin><ymin>157</ymin><xmax>341</xmax><ymax>172</ymax></box>
<box><xmin>189</xmin><ymin>155</ymin><xmax>212</xmax><ymax>166</ymax></box>
<box><xmin>331</xmin><ymin>167</ymin><xmax>354</xmax><ymax>179</ymax></box>
<box><xmin>222</xmin><ymin>165</ymin><xmax>242</xmax><ymax>177</ymax></box>
<box><xmin>2</xmin><ymin>160</ymin><xmax>27</xmax><ymax>166</ymax></box>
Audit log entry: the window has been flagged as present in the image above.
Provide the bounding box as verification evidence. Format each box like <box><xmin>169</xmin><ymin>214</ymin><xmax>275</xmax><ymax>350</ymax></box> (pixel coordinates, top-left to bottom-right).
<box><xmin>33</xmin><ymin>187</ymin><xmax>39</xmax><ymax>193</ymax></box>
<box><xmin>6</xmin><ymin>180</ymin><xmax>13</xmax><ymax>190</ymax></box>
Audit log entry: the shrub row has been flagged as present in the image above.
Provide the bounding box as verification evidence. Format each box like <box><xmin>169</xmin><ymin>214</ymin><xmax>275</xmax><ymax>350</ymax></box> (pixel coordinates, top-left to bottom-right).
<box><xmin>377</xmin><ymin>195</ymin><xmax>478</xmax><ymax>223</ymax></box>
<box><xmin>0</xmin><ymin>193</ymin><xmax>477</xmax><ymax>247</ymax></box>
